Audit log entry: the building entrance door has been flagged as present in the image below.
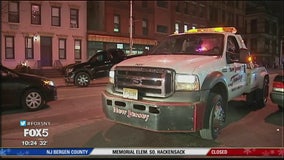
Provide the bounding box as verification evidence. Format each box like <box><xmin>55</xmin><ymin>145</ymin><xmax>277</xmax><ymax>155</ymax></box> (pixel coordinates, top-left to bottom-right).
<box><xmin>40</xmin><ymin>36</ymin><xmax>52</xmax><ymax>67</ymax></box>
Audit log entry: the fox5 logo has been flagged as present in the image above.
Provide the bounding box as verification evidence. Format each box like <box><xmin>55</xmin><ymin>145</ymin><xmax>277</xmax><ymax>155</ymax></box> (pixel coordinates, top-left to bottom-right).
<box><xmin>23</xmin><ymin>129</ymin><xmax>48</xmax><ymax>137</ymax></box>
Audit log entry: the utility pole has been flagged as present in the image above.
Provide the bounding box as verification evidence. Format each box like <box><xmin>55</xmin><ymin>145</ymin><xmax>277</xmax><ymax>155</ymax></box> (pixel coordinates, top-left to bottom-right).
<box><xmin>281</xmin><ymin>38</ymin><xmax>283</xmax><ymax>69</ymax></box>
<box><xmin>129</xmin><ymin>0</ymin><xmax>133</xmax><ymax>55</ymax></box>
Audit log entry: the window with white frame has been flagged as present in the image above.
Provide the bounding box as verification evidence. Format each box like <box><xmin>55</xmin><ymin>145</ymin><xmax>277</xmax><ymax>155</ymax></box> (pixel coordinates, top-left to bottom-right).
<box><xmin>114</xmin><ymin>15</ymin><xmax>120</xmax><ymax>32</ymax></box>
<box><xmin>70</xmin><ymin>8</ymin><xmax>79</xmax><ymax>28</ymax></box>
<box><xmin>74</xmin><ymin>39</ymin><xmax>81</xmax><ymax>59</ymax></box>
<box><xmin>31</xmin><ymin>4</ymin><xmax>41</xmax><ymax>25</ymax></box>
<box><xmin>8</xmin><ymin>1</ymin><xmax>19</xmax><ymax>23</ymax></box>
<box><xmin>59</xmin><ymin>39</ymin><xmax>66</xmax><ymax>59</ymax></box>
<box><xmin>175</xmin><ymin>23</ymin><xmax>179</xmax><ymax>33</ymax></box>
<box><xmin>142</xmin><ymin>19</ymin><xmax>148</xmax><ymax>35</ymax></box>
<box><xmin>184</xmin><ymin>24</ymin><xmax>188</xmax><ymax>32</ymax></box>
<box><xmin>5</xmin><ymin>36</ymin><xmax>15</xmax><ymax>59</ymax></box>
<box><xmin>52</xmin><ymin>7</ymin><xmax>61</xmax><ymax>26</ymax></box>
<box><xmin>25</xmin><ymin>37</ymin><xmax>34</xmax><ymax>59</ymax></box>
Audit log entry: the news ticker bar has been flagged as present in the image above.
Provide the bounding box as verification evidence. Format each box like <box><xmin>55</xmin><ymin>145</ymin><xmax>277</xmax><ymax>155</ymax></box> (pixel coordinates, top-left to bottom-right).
<box><xmin>0</xmin><ymin>148</ymin><xmax>283</xmax><ymax>157</ymax></box>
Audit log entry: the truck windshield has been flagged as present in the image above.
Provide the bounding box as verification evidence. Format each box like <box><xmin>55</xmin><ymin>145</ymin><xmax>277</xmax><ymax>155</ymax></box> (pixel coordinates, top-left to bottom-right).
<box><xmin>150</xmin><ymin>33</ymin><xmax>224</xmax><ymax>56</ymax></box>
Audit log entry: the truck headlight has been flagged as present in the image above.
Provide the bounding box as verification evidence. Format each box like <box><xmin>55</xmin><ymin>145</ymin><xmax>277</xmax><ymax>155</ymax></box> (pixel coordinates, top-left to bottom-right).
<box><xmin>109</xmin><ymin>70</ymin><xmax>115</xmax><ymax>84</ymax></box>
<box><xmin>175</xmin><ymin>74</ymin><xmax>200</xmax><ymax>91</ymax></box>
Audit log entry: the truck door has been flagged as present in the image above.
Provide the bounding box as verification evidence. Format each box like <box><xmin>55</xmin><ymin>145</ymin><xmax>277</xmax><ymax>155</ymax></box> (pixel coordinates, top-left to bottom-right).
<box><xmin>225</xmin><ymin>36</ymin><xmax>247</xmax><ymax>100</ymax></box>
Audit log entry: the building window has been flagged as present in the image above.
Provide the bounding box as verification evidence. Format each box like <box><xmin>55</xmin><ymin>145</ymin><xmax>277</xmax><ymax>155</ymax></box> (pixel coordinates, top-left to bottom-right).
<box><xmin>31</xmin><ymin>4</ymin><xmax>41</xmax><ymax>25</ymax></box>
<box><xmin>70</xmin><ymin>8</ymin><xmax>79</xmax><ymax>28</ymax></box>
<box><xmin>157</xmin><ymin>1</ymin><xmax>168</xmax><ymax>8</ymax></box>
<box><xmin>141</xmin><ymin>1</ymin><xmax>147</xmax><ymax>8</ymax></box>
<box><xmin>8</xmin><ymin>1</ymin><xmax>19</xmax><ymax>23</ymax></box>
<box><xmin>142</xmin><ymin>19</ymin><xmax>148</xmax><ymax>35</ymax></box>
<box><xmin>5</xmin><ymin>36</ymin><xmax>15</xmax><ymax>59</ymax></box>
<box><xmin>51</xmin><ymin>7</ymin><xmax>61</xmax><ymax>26</ymax></box>
<box><xmin>157</xmin><ymin>25</ymin><xmax>168</xmax><ymax>33</ymax></box>
<box><xmin>175</xmin><ymin>23</ymin><xmax>180</xmax><ymax>33</ymax></box>
<box><xmin>190</xmin><ymin>3</ymin><xmax>197</xmax><ymax>16</ymax></box>
<box><xmin>250</xmin><ymin>38</ymin><xmax>257</xmax><ymax>52</ymax></box>
<box><xmin>199</xmin><ymin>5</ymin><xmax>205</xmax><ymax>18</ymax></box>
<box><xmin>114</xmin><ymin>15</ymin><xmax>120</xmax><ymax>33</ymax></box>
<box><xmin>74</xmin><ymin>39</ymin><xmax>81</xmax><ymax>59</ymax></box>
<box><xmin>25</xmin><ymin>37</ymin><xmax>34</xmax><ymax>59</ymax></box>
<box><xmin>184</xmin><ymin>24</ymin><xmax>189</xmax><ymax>32</ymax></box>
<box><xmin>250</xmin><ymin>19</ymin><xmax>257</xmax><ymax>33</ymax></box>
<box><xmin>59</xmin><ymin>39</ymin><xmax>66</xmax><ymax>59</ymax></box>
<box><xmin>272</xmin><ymin>22</ymin><xmax>277</xmax><ymax>35</ymax></box>
<box><xmin>209</xmin><ymin>6</ymin><xmax>218</xmax><ymax>23</ymax></box>
<box><xmin>176</xmin><ymin>2</ymin><xmax>181</xmax><ymax>12</ymax></box>
<box><xmin>184</xmin><ymin>2</ymin><xmax>189</xmax><ymax>14</ymax></box>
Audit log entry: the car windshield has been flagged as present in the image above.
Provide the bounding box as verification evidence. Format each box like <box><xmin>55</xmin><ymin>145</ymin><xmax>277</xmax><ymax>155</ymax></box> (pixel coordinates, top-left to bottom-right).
<box><xmin>150</xmin><ymin>33</ymin><xmax>224</xmax><ymax>56</ymax></box>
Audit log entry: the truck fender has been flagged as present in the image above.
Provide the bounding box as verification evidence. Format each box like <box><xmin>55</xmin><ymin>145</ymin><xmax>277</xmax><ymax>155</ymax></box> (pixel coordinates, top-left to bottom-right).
<box><xmin>200</xmin><ymin>71</ymin><xmax>229</xmax><ymax>129</ymax></box>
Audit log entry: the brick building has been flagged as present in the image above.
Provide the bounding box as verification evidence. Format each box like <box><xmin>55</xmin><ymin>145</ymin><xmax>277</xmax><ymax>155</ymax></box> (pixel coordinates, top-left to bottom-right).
<box><xmin>1</xmin><ymin>1</ymin><xmax>87</xmax><ymax>69</ymax></box>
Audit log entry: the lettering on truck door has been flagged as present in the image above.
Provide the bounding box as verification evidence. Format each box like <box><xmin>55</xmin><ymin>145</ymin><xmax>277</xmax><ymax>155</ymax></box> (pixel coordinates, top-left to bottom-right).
<box><xmin>225</xmin><ymin>36</ymin><xmax>247</xmax><ymax>100</ymax></box>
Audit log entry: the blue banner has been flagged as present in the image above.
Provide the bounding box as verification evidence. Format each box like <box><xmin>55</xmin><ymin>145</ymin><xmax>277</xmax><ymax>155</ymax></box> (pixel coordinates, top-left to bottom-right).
<box><xmin>0</xmin><ymin>148</ymin><xmax>93</xmax><ymax>156</ymax></box>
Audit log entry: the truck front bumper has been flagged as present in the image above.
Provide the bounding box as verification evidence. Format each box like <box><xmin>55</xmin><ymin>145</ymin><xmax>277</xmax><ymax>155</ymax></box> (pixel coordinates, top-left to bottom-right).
<box><xmin>102</xmin><ymin>90</ymin><xmax>206</xmax><ymax>132</ymax></box>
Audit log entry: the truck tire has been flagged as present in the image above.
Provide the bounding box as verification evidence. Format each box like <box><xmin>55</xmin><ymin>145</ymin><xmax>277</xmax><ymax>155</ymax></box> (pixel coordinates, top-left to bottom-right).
<box><xmin>255</xmin><ymin>77</ymin><xmax>269</xmax><ymax>108</ymax></box>
<box><xmin>22</xmin><ymin>89</ymin><xmax>44</xmax><ymax>111</ymax></box>
<box><xmin>246</xmin><ymin>76</ymin><xmax>269</xmax><ymax>108</ymax></box>
<box><xmin>278</xmin><ymin>105</ymin><xmax>283</xmax><ymax>112</ymax></box>
<box><xmin>75</xmin><ymin>72</ymin><xmax>91</xmax><ymax>87</ymax></box>
<box><xmin>200</xmin><ymin>92</ymin><xmax>226</xmax><ymax>140</ymax></box>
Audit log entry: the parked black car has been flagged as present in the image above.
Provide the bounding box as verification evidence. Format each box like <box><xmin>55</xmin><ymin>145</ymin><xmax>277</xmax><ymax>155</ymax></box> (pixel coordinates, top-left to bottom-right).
<box><xmin>64</xmin><ymin>48</ymin><xmax>127</xmax><ymax>87</ymax></box>
<box><xmin>270</xmin><ymin>74</ymin><xmax>284</xmax><ymax>111</ymax></box>
<box><xmin>0</xmin><ymin>65</ymin><xmax>57</xmax><ymax>111</ymax></box>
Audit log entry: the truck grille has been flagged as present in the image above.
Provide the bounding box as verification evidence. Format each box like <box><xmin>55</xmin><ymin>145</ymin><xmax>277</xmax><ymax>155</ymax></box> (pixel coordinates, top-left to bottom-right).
<box><xmin>114</xmin><ymin>66</ymin><xmax>175</xmax><ymax>98</ymax></box>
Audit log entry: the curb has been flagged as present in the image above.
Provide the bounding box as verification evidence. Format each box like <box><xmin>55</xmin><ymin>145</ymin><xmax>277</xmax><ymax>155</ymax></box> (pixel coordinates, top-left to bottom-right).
<box><xmin>56</xmin><ymin>82</ymin><xmax>108</xmax><ymax>88</ymax></box>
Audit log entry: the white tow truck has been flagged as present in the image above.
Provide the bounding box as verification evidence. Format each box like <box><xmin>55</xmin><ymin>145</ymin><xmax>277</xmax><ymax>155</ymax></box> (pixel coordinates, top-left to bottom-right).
<box><xmin>102</xmin><ymin>27</ymin><xmax>269</xmax><ymax>140</ymax></box>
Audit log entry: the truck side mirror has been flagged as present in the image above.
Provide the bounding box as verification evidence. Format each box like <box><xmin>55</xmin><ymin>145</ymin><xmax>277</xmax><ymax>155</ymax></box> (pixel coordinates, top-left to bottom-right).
<box><xmin>226</xmin><ymin>51</ymin><xmax>240</xmax><ymax>64</ymax></box>
<box><xmin>239</xmin><ymin>48</ymin><xmax>251</xmax><ymax>63</ymax></box>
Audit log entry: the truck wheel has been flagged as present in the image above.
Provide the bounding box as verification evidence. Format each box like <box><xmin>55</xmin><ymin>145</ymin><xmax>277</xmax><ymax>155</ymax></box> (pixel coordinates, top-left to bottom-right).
<box><xmin>22</xmin><ymin>89</ymin><xmax>44</xmax><ymax>111</ymax></box>
<box><xmin>255</xmin><ymin>77</ymin><xmax>269</xmax><ymax>108</ymax></box>
<box><xmin>245</xmin><ymin>91</ymin><xmax>256</xmax><ymax>106</ymax></box>
<box><xmin>278</xmin><ymin>105</ymin><xmax>283</xmax><ymax>112</ymax></box>
<box><xmin>75</xmin><ymin>72</ymin><xmax>90</xmax><ymax>87</ymax></box>
<box><xmin>246</xmin><ymin>77</ymin><xmax>269</xmax><ymax>108</ymax></box>
<box><xmin>200</xmin><ymin>92</ymin><xmax>226</xmax><ymax>140</ymax></box>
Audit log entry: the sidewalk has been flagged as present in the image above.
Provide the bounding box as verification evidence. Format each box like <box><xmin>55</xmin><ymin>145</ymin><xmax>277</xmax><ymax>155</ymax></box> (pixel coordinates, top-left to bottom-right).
<box><xmin>50</xmin><ymin>76</ymin><xmax>109</xmax><ymax>88</ymax></box>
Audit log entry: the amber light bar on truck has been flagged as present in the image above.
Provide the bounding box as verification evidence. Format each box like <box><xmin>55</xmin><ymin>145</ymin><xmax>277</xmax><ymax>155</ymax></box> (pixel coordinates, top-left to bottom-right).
<box><xmin>187</xmin><ymin>27</ymin><xmax>237</xmax><ymax>34</ymax></box>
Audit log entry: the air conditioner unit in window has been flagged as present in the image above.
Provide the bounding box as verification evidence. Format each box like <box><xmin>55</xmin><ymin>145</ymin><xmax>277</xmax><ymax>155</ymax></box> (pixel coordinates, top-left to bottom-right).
<box><xmin>70</xmin><ymin>23</ymin><xmax>77</xmax><ymax>28</ymax></box>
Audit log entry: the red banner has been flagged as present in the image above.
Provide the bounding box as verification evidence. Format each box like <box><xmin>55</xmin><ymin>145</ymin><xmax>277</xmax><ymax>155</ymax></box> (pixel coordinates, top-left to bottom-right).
<box><xmin>207</xmin><ymin>148</ymin><xmax>284</xmax><ymax>157</ymax></box>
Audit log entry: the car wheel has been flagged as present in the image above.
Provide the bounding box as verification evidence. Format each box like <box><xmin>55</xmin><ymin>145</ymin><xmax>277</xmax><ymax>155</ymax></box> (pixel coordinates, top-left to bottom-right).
<box><xmin>22</xmin><ymin>89</ymin><xmax>44</xmax><ymax>111</ymax></box>
<box><xmin>200</xmin><ymin>92</ymin><xmax>226</xmax><ymax>140</ymax></box>
<box><xmin>75</xmin><ymin>72</ymin><xmax>90</xmax><ymax>87</ymax></box>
